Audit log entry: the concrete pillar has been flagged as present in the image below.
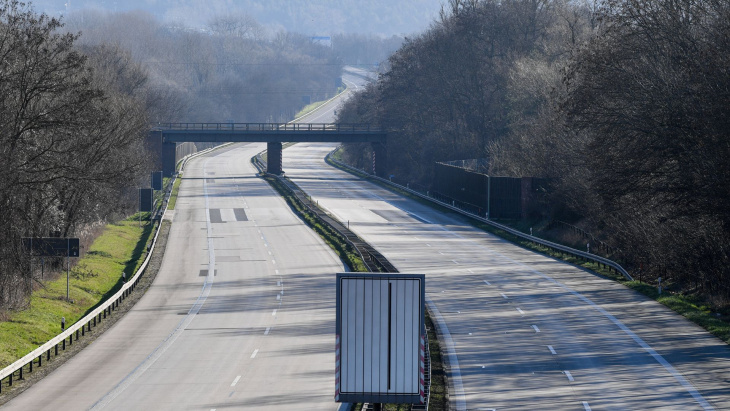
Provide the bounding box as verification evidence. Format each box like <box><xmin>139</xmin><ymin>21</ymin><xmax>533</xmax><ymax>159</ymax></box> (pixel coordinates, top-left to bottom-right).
<box><xmin>372</xmin><ymin>142</ymin><xmax>387</xmax><ymax>177</ymax></box>
<box><xmin>162</xmin><ymin>140</ymin><xmax>176</xmax><ymax>177</ymax></box>
<box><xmin>267</xmin><ymin>142</ymin><xmax>283</xmax><ymax>175</ymax></box>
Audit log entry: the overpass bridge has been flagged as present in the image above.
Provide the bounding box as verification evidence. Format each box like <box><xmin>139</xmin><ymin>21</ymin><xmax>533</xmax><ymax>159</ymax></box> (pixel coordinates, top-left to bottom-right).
<box><xmin>150</xmin><ymin>123</ymin><xmax>387</xmax><ymax>176</ymax></box>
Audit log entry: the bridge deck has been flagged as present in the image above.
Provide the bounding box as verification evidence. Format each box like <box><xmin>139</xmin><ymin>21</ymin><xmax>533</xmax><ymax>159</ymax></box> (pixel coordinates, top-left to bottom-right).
<box><xmin>153</xmin><ymin>123</ymin><xmax>386</xmax><ymax>143</ymax></box>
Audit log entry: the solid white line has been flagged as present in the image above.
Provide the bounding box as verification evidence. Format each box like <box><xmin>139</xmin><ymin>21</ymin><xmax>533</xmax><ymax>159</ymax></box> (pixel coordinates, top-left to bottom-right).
<box><xmin>583</xmin><ymin>401</ymin><xmax>592</xmax><ymax>410</ymax></box>
<box><xmin>272</xmin><ymin>259</ymin><xmax>276</xmax><ymax>265</ymax></box>
<box><xmin>276</xmin><ymin>294</ymin><xmax>280</xmax><ymax>300</ymax></box>
<box><xmin>547</xmin><ymin>345</ymin><xmax>557</xmax><ymax>355</ymax></box>
<box><xmin>532</xmin><ymin>325</ymin><xmax>540</xmax><ymax>333</ymax></box>
<box><xmin>427</xmin><ymin>244</ymin><xmax>432</xmax><ymax>247</ymax></box>
<box><xmin>564</xmin><ymin>370</ymin><xmax>574</xmax><ymax>381</ymax></box>
<box><xmin>483</xmin><ymin>280</ymin><xmax>490</xmax><ymax>285</ymax></box>
<box><xmin>460</xmin><ymin>231</ymin><xmax>715</xmax><ymax>410</ymax></box>
<box><xmin>426</xmin><ymin>295</ymin><xmax>466</xmax><ymax>410</ymax></box>
<box><xmin>452</xmin><ymin>260</ymin><xmax>459</xmax><ymax>264</ymax></box>
<box><xmin>251</xmin><ymin>349</ymin><xmax>259</xmax><ymax>358</ymax></box>
<box><xmin>272</xmin><ymin>309</ymin><xmax>277</xmax><ymax>316</ymax></box>
<box><xmin>264</xmin><ymin>327</ymin><xmax>270</xmax><ymax>335</ymax></box>
<box><xmin>230</xmin><ymin>376</ymin><xmax>241</xmax><ymax>387</ymax></box>
<box><xmin>277</xmin><ymin>281</ymin><xmax>281</xmax><ymax>286</ymax></box>
<box><xmin>500</xmin><ymin>293</ymin><xmax>508</xmax><ymax>299</ymax></box>
<box><xmin>90</xmin><ymin>157</ymin><xmax>218</xmax><ymax>410</ymax></box>
<box><xmin>516</xmin><ymin>308</ymin><xmax>525</xmax><ymax>316</ymax></box>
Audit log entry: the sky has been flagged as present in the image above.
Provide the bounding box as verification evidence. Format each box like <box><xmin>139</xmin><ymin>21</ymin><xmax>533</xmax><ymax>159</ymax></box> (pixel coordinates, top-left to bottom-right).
<box><xmin>30</xmin><ymin>0</ymin><xmax>447</xmax><ymax>36</ymax></box>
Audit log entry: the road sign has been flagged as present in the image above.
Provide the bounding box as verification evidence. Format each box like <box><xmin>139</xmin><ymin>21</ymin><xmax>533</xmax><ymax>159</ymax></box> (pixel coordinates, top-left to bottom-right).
<box><xmin>151</xmin><ymin>171</ymin><xmax>163</xmax><ymax>191</ymax></box>
<box><xmin>139</xmin><ymin>188</ymin><xmax>153</xmax><ymax>212</ymax></box>
<box><xmin>335</xmin><ymin>273</ymin><xmax>425</xmax><ymax>404</ymax></box>
<box><xmin>22</xmin><ymin>238</ymin><xmax>80</xmax><ymax>257</ymax></box>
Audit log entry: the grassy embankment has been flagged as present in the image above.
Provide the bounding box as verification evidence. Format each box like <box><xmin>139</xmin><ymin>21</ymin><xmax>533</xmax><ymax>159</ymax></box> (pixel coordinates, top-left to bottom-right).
<box><xmin>0</xmin><ymin>215</ymin><xmax>156</xmax><ymax>368</ymax></box>
<box><xmin>327</xmin><ymin>149</ymin><xmax>730</xmax><ymax>345</ymax></box>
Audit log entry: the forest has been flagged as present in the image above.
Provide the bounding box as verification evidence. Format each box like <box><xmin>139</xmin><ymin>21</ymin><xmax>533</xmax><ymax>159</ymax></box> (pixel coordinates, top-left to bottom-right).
<box><xmin>0</xmin><ymin>0</ymin><xmax>341</xmax><ymax>309</ymax></box>
<box><xmin>338</xmin><ymin>0</ymin><xmax>730</xmax><ymax>306</ymax></box>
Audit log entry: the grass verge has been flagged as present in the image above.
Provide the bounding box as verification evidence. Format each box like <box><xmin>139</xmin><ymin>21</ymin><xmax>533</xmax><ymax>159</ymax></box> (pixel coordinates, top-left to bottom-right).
<box><xmin>327</xmin><ymin>152</ymin><xmax>730</xmax><ymax>346</ymax></box>
<box><xmin>0</xmin><ymin>216</ymin><xmax>156</xmax><ymax>369</ymax></box>
<box><xmin>168</xmin><ymin>174</ymin><xmax>183</xmax><ymax>210</ymax></box>
<box><xmin>295</xmin><ymin>101</ymin><xmax>328</xmax><ymax>119</ymax></box>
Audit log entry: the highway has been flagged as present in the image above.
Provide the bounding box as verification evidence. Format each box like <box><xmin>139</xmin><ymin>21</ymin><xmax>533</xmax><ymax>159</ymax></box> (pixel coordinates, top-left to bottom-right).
<box><xmin>5</xmin><ymin>67</ymin><xmax>730</xmax><ymax>410</ymax></box>
<box><xmin>4</xmin><ymin>153</ymin><xmax>345</xmax><ymax>408</ymax></box>
<box><xmin>283</xmin><ymin>142</ymin><xmax>730</xmax><ymax>410</ymax></box>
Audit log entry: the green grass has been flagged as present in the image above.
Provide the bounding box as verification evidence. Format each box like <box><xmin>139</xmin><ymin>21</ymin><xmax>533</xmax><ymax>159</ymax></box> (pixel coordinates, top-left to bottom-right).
<box><xmin>295</xmin><ymin>101</ymin><xmax>328</xmax><ymax>119</ymax></box>
<box><xmin>0</xmin><ymin>218</ymin><xmax>155</xmax><ymax>368</ymax></box>
<box><xmin>168</xmin><ymin>175</ymin><xmax>182</xmax><ymax>210</ymax></box>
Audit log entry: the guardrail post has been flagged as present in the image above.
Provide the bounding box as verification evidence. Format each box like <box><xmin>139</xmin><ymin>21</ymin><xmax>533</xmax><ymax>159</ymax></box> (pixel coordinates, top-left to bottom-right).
<box><xmin>47</xmin><ymin>349</ymin><xmax>50</xmax><ymax>362</ymax></box>
<box><xmin>8</xmin><ymin>371</ymin><xmax>11</xmax><ymax>386</ymax></box>
<box><xmin>18</xmin><ymin>365</ymin><xmax>22</xmax><ymax>380</ymax></box>
<box><xmin>29</xmin><ymin>359</ymin><xmax>32</xmax><ymax>373</ymax></box>
<box><xmin>55</xmin><ymin>343</ymin><xmax>59</xmax><ymax>355</ymax></box>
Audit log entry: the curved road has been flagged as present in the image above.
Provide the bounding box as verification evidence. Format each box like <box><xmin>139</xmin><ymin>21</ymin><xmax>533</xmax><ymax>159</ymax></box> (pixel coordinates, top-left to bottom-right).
<box><xmin>283</xmin><ymin>142</ymin><xmax>730</xmax><ymax>410</ymax></box>
<box><xmin>4</xmin><ymin>143</ymin><xmax>345</xmax><ymax>410</ymax></box>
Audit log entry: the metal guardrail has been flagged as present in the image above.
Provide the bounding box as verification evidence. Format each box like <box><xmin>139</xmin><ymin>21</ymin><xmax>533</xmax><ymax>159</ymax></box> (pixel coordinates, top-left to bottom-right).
<box><xmin>326</xmin><ymin>148</ymin><xmax>633</xmax><ymax>282</ymax></box>
<box><xmin>0</xmin><ymin>179</ymin><xmax>175</xmax><ymax>392</ymax></box>
<box><xmin>153</xmin><ymin>122</ymin><xmax>381</xmax><ymax>133</ymax></box>
<box><xmin>0</xmin><ymin>145</ymin><xmax>228</xmax><ymax>393</ymax></box>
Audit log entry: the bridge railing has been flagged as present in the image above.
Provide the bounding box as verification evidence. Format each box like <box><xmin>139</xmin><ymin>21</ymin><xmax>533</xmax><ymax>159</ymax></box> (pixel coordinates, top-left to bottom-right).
<box><xmin>153</xmin><ymin>123</ymin><xmax>381</xmax><ymax>133</ymax></box>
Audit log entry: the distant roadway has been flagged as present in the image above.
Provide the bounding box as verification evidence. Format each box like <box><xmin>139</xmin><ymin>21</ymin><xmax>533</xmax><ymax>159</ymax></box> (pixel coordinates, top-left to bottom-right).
<box><xmin>5</xmin><ymin>68</ymin><xmax>730</xmax><ymax>410</ymax></box>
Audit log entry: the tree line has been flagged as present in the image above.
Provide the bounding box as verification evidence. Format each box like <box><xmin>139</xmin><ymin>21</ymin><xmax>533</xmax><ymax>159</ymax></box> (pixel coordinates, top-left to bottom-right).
<box><xmin>338</xmin><ymin>0</ymin><xmax>730</xmax><ymax>305</ymax></box>
<box><xmin>0</xmin><ymin>1</ymin><xmax>342</xmax><ymax>310</ymax></box>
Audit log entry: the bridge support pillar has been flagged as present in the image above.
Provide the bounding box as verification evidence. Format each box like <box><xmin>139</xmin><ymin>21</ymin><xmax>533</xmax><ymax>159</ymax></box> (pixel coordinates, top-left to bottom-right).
<box><xmin>372</xmin><ymin>142</ymin><xmax>387</xmax><ymax>177</ymax></box>
<box><xmin>162</xmin><ymin>141</ymin><xmax>176</xmax><ymax>177</ymax></box>
<box><xmin>267</xmin><ymin>142</ymin><xmax>283</xmax><ymax>175</ymax></box>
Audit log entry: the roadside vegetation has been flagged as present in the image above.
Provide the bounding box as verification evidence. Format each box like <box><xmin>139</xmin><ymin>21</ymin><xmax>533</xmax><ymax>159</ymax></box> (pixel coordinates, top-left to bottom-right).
<box><xmin>328</xmin><ymin>151</ymin><xmax>730</xmax><ymax>345</ymax></box>
<box><xmin>0</xmin><ymin>216</ymin><xmax>155</xmax><ymax>368</ymax></box>
<box><xmin>338</xmin><ymin>0</ymin><xmax>730</xmax><ymax>318</ymax></box>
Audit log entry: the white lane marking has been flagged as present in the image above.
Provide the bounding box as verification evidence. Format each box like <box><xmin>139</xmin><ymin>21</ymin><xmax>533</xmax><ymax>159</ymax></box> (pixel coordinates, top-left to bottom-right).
<box><xmin>413</xmin><ymin>236</ymin><xmax>420</xmax><ymax>240</ymax></box>
<box><xmin>564</xmin><ymin>370</ymin><xmax>574</xmax><ymax>382</ymax></box>
<box><xmin>272</xmin><ymin>259</ymin><xmax>276</xmax><ymax>265</ymax></box>
<box><xmin>260</xmin><ymin>236</ymin><xmax>264</xmax><ymax>240</ymax></box>
<box><xmin>90</xmin><ymin>157</ymin><xmax>218</xmax><ymax>410</ymax></box>
<box><xmin>532</xmin><ymin>325</ymin><xmax>540</xmax><ymax>333</ymax></box>
<box><xmin>483</xmin><ymin>280</ymin><xmax>491</xmax><ymax>285</ymax></box>
<box><xmin>251</xmin><ymin>349</ymin><xmax>259</xmax><ymax>359</ymax></box>
<box><xmin>427</xmin><ymin>244</ymin><xmax>432</xmax><ymax>247</ymax></box>
<box><xmin>438</xmin><ymin>251</ymin><xmax>444</xmax><ymax>255</ymax></box>
<box><xmin>309</xmin><ymin>149</ymin><xmax>714</xmax><ymax>411</ymax></box>
<box><xmin>468</xmin><ymin>269</ymin><xmax>474</xmax><ymax>274</ymax></box>
<box><xmin>264</xmin><ymin>327</ymin><xmax>270</xmax><ymax>335</ymax></box>
<box><xmin>426</xmin><ymin>295</ymin><xmax>466</xmax><ymax>410</ymax></box>
<box><xmin>516</xmin><ymin>308</ymin><xmax>525</xmax><ymax>316</ymax></box>
<box><xmin>276</xmin><ymin>294</ymin><xmax>281</xmax><ymax>300</ymax></box>
<box><xmin>452</xmin><ymin>260</ymin><xmax>459</xmax><ymax>265</ymax></box>
<box><xmin>583</xmin><ymin>401</ymin><xmax>592</xmax><ymax>410</ymax></box>
<box><xmin>272</xmin><ymin>309</ymin><xmax>277</xmax><ymax>316</ymax></box>
<box><xmin>268</xmin><ymin>251</ymin><xmax>272</xmax><ymax>255</ymax></box>
<box><xmin>277</xmin><ymin>281</ymin><xmax>281</xmax><ymax>286</ymax></box>
<box><xmin>264</xmin><ymin>243</ymin><xmax>268</xmax><ymax>247</ymax></box>
<box><xmin>547</xmin><ymin>345</ymin><xmax>557</xmax><ymax>355</ymax></box>
<box><xmin>455</xmin><ymin>228</ymin><xmax>716</xmax><ymax>410</ymax></box>
<box><xmin>230</xmin><ymin>376</ymin><xmax>241</xmax><ymax>387</ymax></box>
<box><xmin>500</xmin><ymin>293</ymin><xmax>508</xmax><ymax>299</ymax></box>
<box><xmin>275</xmin><ymin>270</ymin><xmax>279</xmax><ymax>275</ymax></box>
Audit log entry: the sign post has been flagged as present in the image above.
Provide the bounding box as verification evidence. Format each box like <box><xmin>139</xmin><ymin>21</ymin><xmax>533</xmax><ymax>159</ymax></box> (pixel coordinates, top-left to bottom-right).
<box><xmin>23</xmin><ymin>238</ymin><xmax>80</xmax><ymax>301</ymax></box>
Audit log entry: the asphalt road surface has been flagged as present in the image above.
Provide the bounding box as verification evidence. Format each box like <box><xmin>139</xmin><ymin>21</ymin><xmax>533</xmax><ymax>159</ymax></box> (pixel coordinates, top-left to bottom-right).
<box><xmin>283</xmin><ymin>142</ymin><xmax>730</xmax><ymax>410</ymax></box>
<box><xmin>4</xmin><ymin>143</ymin><xmax>346</xmax><ymax>410</ymax></box>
